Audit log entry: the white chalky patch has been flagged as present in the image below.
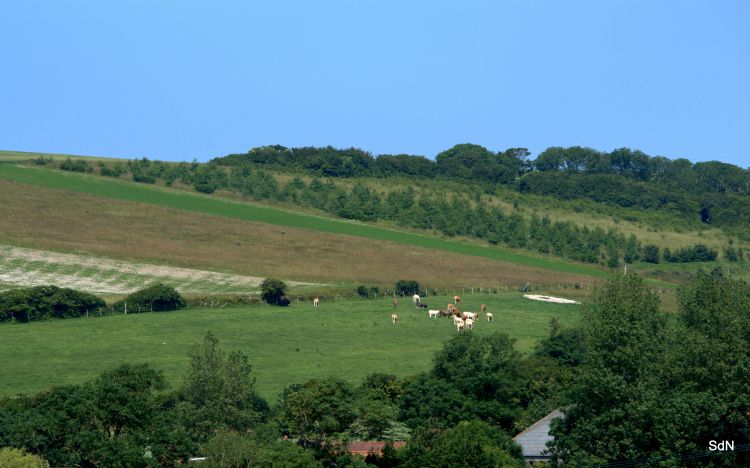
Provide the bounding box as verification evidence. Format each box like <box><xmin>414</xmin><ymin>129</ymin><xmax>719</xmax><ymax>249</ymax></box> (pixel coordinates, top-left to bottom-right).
<box><xmin>0</xmin><ymin>244</ymin><xmax>315</xmax><ymax>294</ymax></box>
<box><xmin>523</xmin><ymin>294</ymin><xmax>580</xmax><ymax>304</ymax></box>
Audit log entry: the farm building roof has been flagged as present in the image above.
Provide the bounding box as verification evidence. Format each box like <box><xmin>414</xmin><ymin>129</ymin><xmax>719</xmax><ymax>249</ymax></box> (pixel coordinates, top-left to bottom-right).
<box><xmin>512</xmin><ymin>409</ymin><xmax>563</xmax><ymax>462</ymax></box>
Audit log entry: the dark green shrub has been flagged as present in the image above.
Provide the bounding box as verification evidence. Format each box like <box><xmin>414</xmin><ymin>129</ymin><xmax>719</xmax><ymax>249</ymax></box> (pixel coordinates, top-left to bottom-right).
<box><xmin>31</xmin><ymin>156</ymin><xmax>52</xmax><ymax>165</ymax></box>
<box><xmin>666</xmin><ymin>244</ymin><xmax>718</xmax><ymax>263</ymax></box>
<box><xmin>114</xmin><ymin>283</ymin><xmax>186</xmax><ymax>312</ymax></box>
<box><xmin>642</xmin><ymin>244</ymin><xmax>660</xmax><ymax>263</ymax></box>
<box><xmin>99</xmin><ymin>161</ymin><xmax>126</xmax><ymax>177</ymax></box>
<box><xmin>260</xmin><ymin>279</ymin><xmax>288</xmax><ymax>306</ymax></box>
<box><xmin>724</xmin><ymin>246</ymin><xmax>740</xmax><ymax>261</ymax></box>
<box><xmin>394</xmin><ymin>280</ymin><xmax>421</xmax><ymax>296</ymax></box>
<box><xmin>356</xmin><ymin>285</ymin><xmax>380</xmax><ymax>298</ymax></box>
<box><xmin>0</xmin><ymin>285</ymin><xmax>105</xmax><ymax>322</ymax></box>
<box><xmin>60</xmin><ymin>158</ymin><xmax>89</xmax><ymax>172</ymax></box>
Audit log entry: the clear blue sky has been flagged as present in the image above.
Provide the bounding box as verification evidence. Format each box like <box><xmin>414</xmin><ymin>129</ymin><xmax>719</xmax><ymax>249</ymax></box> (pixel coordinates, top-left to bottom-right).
<box><xmin>2</xmin><ymin>1</ymin><xmax>748</xmax><ymax>167</ymax></box>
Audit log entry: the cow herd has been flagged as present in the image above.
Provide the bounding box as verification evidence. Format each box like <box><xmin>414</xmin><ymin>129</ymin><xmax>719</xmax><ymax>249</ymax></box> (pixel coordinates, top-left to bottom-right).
<box><xmin>399</xmin><ymin>293</ymin><xmax>493</xmax><ymax>332</ymax></box>
<box><xmin>312</xmin><ymin>293</ymin><xmax>494</xmax><ymax>332</ymax></box>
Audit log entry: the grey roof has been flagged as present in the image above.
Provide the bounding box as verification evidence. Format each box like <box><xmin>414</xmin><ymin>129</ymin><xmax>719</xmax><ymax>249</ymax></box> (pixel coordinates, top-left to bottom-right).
<box><xmin>512</xmin><ymin>409</ymin><xmax>563</xmax><ymax>459</ymax></box>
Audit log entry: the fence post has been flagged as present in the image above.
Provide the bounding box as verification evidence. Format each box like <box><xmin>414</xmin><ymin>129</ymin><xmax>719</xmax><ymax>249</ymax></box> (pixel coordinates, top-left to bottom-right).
<box><xmin>124</xmin><ymin>302</ymin><xmax>127</xmax><ymax>315</ymax></box>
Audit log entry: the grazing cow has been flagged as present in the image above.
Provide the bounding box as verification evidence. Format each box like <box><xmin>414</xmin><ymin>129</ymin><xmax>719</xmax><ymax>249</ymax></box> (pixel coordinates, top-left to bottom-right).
<box><xmin>438</xmin><ymin>309</ymin><xmax>450</xmax><ymax>317</ymax></box>
<box><xmin>481</xmin><ymin>304</ymin><xmax>487</xmax><ymax>314</ymax></box>
<box><xmin>486</xmin><ymin>312</ymin><xmax>493</xmax><ymax>322</ymax></box>
<box><xmin>416</xmin><ymin>303</ymin><xmax>428</xmax><ymax>309</ymax></box>
<box><xmin>428</xmin><ymin>309</ymin><xmax>439</xmax><ymax>319</ymax></box>
<box><xmin>454</xmin><ymin>295</ymin><xmax>461</xmax><ymax>304</ymax></box>
<box><xmin>391</xmin><ymin>313</ymin><xmax>398</xmax><ymax>324</ymax></box>
<box><xmin>392</xmin><ymin>298</ymin><xmax>398</xmax><ymax>309</ymax></box>
<box><xmin>465</xmin><ymin>318</ymin><xmax>474</xmax><ymax>331</ymax></box>
<box><xmin>447</xmin><ymin>304</ymin><xmax>460</xmax><ymax>316</ymax></box>
<box><xmin>412</xmin><ymin>294</ymin><xmax>421</xmax><ymax>304</ymax></box>
<box><xmin>455</xmin><ymin>318</ymin><xmax>465</xmax><ymax>332</ymax></box>
<box><xmin>453</xmin><ymin>315</ymin><xmax>463</xmax><ymax>325</ymax></box>
<box><xmin>313</xmin><ymin>297</ymin><xmax>320</xmax><ymax>308</ymax></box>
<box><xmin>464</xmin><ymin>311</ymin><xmax>477</xmax><ymax>321</ymax></box>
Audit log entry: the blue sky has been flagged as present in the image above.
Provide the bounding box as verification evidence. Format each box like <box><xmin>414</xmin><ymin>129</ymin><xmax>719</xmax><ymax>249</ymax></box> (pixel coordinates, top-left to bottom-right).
<box><xmin>2</xmin><ymin>1</ymin><xmax>748</xmax><ymax>166</ymax></box>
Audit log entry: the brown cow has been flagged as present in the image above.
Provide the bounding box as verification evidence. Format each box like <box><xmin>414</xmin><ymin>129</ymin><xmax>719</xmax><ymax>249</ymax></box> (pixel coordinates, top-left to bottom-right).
<box><xmin>392</xmin><ymin>298</ymin><xmax>398</xmax><ymax>309</ymax></box>
<box><xmin>481</xmin><ymin>304</ymin><xmax>487</xmax><ymax>314</ymax></box>
<box><xmin>454</xmin><ymin>295</ymin><xmax>461</xmax><ymax>304</ymax></box>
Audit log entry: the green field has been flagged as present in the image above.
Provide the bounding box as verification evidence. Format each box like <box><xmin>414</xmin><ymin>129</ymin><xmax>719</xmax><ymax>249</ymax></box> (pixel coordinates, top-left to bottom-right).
<box><xmin>0</xmin><ymin>293</ymin><xmax>580</xmax><ymax>401</ymax></box>
<box><xmin>0</xmin><ymin>164</ymin><xmax>610</xmax><ymax>279</ymax></box>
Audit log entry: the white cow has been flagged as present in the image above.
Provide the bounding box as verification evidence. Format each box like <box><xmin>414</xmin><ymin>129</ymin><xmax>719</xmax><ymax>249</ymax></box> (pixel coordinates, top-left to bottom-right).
<box><xmin>428</xmin><ymin>309</ymin><xmax>439</xmax><ymax>319</ymax></box>
<box><xmin>486</xmin><ymin>312</ymin><xmax>493</xmax><ymax>322</ymax></box>
<box><xmin>464</xmin><ymin>311</ymin><xmax>477</xmax><ymax>321</ymax></box>
<box><xmin>455</xmin><ymin>318</ymin><xmax>465</xmax><ymax>332</ymax></box>
<box><xmin>313</xmin><ymin>297</ymin><xmax>320</xmax><ymax>308</ymax></box>
<box><xmin>465</xmin><ymin>318</ymin><xmax>474</xmax><ymax>331</ymax></box>
<box><xmin>391</xmin><ymin>313</ymin><xmax>398</xmax><ymax>324</ymax></box>
<box><xmin>412</xmin><ymin>294</ymin><xmax>421</xmax><ymax>304</ymax></box>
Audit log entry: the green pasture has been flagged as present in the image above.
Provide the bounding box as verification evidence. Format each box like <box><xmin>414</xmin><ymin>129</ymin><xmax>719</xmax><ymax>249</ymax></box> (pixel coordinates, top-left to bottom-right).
<box><xmin>0</xmin><ymin>293</ymin><xmax>581</xmax><ymax>402</ymax></box>
<box><xmin>0</xmin><ymin>164</ymin><xmax>609</xmax><ymax>280</ymax></box>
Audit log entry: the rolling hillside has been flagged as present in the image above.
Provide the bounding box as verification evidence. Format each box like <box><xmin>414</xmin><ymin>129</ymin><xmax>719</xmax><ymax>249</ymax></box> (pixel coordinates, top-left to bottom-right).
<box><xmin>0</xmin><ymin>162</ymin><xmax>614</xmax><ymax>290</ymax></box>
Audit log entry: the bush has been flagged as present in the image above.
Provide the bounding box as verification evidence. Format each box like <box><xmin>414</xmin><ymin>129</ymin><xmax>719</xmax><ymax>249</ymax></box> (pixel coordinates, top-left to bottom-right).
<box><xmin>0</xmin><ymin>285</ymin><xmax>105</xmax><ymax>323</ymax></box>
<box><xmin>642</xmin><ymin>244</ymin><xmax>660</xmax><ymax>263</ymax></box>
<box><xmin>260</xmin><ymin>279</ymin><xmax>288</xmax><ymax>306</ymax></box>
<box><xmin>394</xmin><ymin>280</ymin><xmax>421</xmax><ymax>296</ymax></box>
<box><xmin>131</xmin><ymin>170</ymin><xmax>157</xmax><ymax>183</ymax></box>
<box><xmin>99</xmin><ymin>161</ymin><xmax>126</xmax><ymax>177</ymax></box>
<box><xmin>60</xmin><ymin>158</ymin><xmax>89</xmax><ymax>172</ymax></box>
<box><xmin>356</xmin><ymin>285</ymin><xmax>380</xmax><ymax>298</ymax></box>
<box><xmin>31</xmin><ymin>156</ymin><xmax>52</xmax><ymax>165</ymax></box>
<box><xmin>666</xmin><ymin>244</ymin><xmax>718</xmax><ymax>263</ymax></box>
<box><xmin>114</xmin><ymin>283</ymin><xmax>186</xmax><ymax>312</ymax></box>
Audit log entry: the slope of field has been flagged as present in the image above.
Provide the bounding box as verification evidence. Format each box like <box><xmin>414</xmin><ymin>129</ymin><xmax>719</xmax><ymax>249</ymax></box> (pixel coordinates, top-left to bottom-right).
<box><xmin>0</xmin><ymin>293</ymin><xmax>581</xmax><ymax>400</ymax></box>
<box><xmin>0</xmin><ymin>244</ymin><xmax>313</xmax><ymax>294</ymax></box>
<box><xmin>0</xmin><ymin>180</ymin><xmax>597</xmax><ymax>288</ymax></box>
<box><xmin>0</xmin><ymin>164</ymin><xmax>610</xmax><ymax>280</ymax></box>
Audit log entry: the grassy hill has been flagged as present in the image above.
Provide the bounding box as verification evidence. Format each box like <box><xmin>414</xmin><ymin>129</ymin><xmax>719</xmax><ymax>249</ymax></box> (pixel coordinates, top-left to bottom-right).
<box><xmin>0</xmin><ymin>149</ymin><xmax>727</xmax><ymax>401</ymax></box>
<box><xmin>0</xmin><ymin>163</ymin><xmax>615</xmax><ymax>286</ymax></box>
<box><xmin>0</xmin><ymin>293</ymin><xmax>581</xmax><ymax>401</ymax></box>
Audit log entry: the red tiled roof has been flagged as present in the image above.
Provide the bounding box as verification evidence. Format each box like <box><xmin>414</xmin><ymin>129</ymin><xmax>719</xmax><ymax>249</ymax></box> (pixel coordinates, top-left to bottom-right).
<box><xmin>347</xmin><ymin>441</ymin><xmax>406</xmax><ymax>456</ymax></box>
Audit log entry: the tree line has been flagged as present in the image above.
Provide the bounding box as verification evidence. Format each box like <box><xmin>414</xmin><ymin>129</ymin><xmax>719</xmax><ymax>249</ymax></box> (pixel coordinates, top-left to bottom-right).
<box><xmin>208</xmin><ymin>143</ymin><xmax>750</xmax><ymax>230</ymax></box>
<box><xmin>46</xmin><ymin>156</ymin><xmax>742</xmax><ymax>267</ymax></box>
<box><xmin>48</xmin><ymin>142</ymin><xmax>750</xmax><ymax>233</ymax></box>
